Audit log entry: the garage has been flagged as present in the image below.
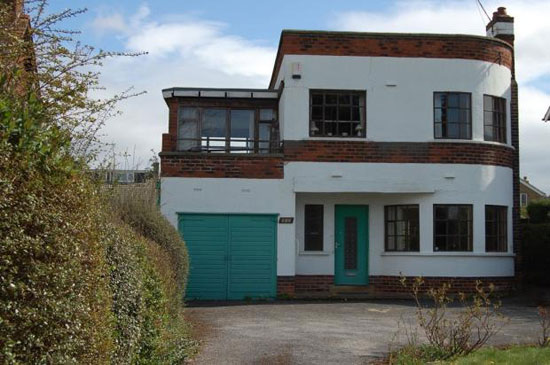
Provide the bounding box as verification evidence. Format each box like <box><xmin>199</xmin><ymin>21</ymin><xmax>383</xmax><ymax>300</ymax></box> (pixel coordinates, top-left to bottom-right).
<box><xmin>178</xmin><ymin>214</ymin><xmax>277</xmax><ymax>300</ymax></box>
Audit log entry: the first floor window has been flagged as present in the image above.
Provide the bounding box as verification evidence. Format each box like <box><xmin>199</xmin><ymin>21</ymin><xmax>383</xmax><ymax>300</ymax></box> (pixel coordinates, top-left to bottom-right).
<box><xmin>485</xmin><ymin>205</ymin><xmax>508</xmax><ymax>252</ymax></box>
<box><xmin>385</xmin><ymin>205</ymin><xmax>420</xmax><ymax>251</ymax></box>
<box><xmin>434</xmin><ymin>92</ymin><xmax>472</xmax><ymax>139</ymax></box>
<box><xmin>304</xmin><ymin>205</ymin><xmax>323</xmax><ymax>251</ymax></box>
<box><xmin>434</xmin><ymin>205</ymin><xmax>473</xmax><ymax>251</ymax></box>
<box><xmin>177</xmin><ymin>106</ymin><xmax>278</xmax><ymax>153</ymax></box>
<box><xmin>483</xmin><ymin>95</ymin><xmax>507</xmax><ymax>143</ymax></box>
<box><xmin>310</xmin><ymin>90</ymin><xmax>366</xmax><ymax>137</ymax></box>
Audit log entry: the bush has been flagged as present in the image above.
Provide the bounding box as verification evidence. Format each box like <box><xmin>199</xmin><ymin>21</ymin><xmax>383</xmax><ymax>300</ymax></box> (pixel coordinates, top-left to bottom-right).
<box><xmin>527</xmin><ymin>200</ymin><xmax>550</xmax><ymax>224</ymax></box>
<box><xmin>0</xmin><ymin>86</ymin><xmax>195</xmax><ymax>363</ymax></box>
<box><xmin>0</xmin><ymin>91</ymin><xmax>114</xmax><ymax>363</ymax></box>
<box><xmin>393</xmin><ymin>277</ymin><xmax>505</xmax><ymax>362</ymax></box>
<box><xmin>521</xmin><ymin>223</ymin><xmax>550</xmax><ymax>286</ymax></box>
<box><xmin>105</xmin><ymin>183</ymin><xmax>194</xmax><ymax>364</ymax></box>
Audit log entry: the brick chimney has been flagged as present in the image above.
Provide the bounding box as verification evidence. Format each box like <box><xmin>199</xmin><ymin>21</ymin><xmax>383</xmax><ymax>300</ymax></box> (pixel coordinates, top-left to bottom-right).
<box><xmin>486</xmin><ymin>7</ymin><xmax>514</xmax><ymax>46</ymax></box>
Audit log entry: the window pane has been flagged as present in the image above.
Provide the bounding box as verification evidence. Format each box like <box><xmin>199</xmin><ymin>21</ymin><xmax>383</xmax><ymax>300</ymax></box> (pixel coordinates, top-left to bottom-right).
<box><xmin>459</xmin><ymin>94</ymin><xmax>470</xmax><ymax>108</ymax></box>
<box><xmin>339</xmin><ymin>107</ymin><xmax>351</xmax><ymax>121</ymax></box>
<box><xmin>434</xmin><ymin>92</ymin><xmax>471</xmax><ymax>139</ymax></box>
<box><xmin>259</xmin><ymin>123</ymin><xmax>271</xmax><ymax>153</ymax></box>
<box><xmin>325</xmin><ymin>94</ymin><xmax>337</xmax><ymax>104</ymax></box>
<box><xmin>181</xmin><ymin>107</ymin><xmax>198</xmax><ymax>120</ymax></box>
<box><xmin>485</xmin><ymin>206</ymin><xmax>507</xmax><ymax>252</ymax></box>
<box><xmin>448</xmin><ymin>93</ymin><xmax>459</xmax><ymax>107</ymax></box>
<box><xmin>202</xmin><ymin>109</ymin><xmax>226</xmax><ymax>137</ymax></box>
<box><xmin>434</xmin><ymin>205</ymin><xmax>473</xmax><ymax>251</ymax></box>
<box><xmin>312</xmin><ymin>94</ymin><xmax>323</xmax><ymax>105</ymax></box>
<box><xmin>230</xmin><ymin>110</ymin><xmax>254</xmax><ymax>138</ymax></box>
<box><xmin>484</xmin><ymin>95</ymin><xmax>493</xmax><ymax>111</ymax></box>
<box><xmin>305</xmin><ymin>205</ymin><xmax>324</xmax><ymax>251</ymax></box>
<box><xmin>385</xmin><ymin>205</ymin><xmax>419</xmax><ymax>252</ymax></box>
<box><xmin>260</xmin><ymin>109</ymin><xmax>275</xmax><ymax>121</ymax></box>
<box><xmin>310</xmin><ymin>91</ymin><xmax>365</xmax><ymax>137</ymax></box>
<box><xmin>434</xmin><ymin>93</ymin><xmax>445</xmax><ymax>108</ymax></box>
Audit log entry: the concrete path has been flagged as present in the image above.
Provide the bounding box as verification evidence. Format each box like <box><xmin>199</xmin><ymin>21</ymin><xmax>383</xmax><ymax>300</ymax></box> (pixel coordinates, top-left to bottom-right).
<box><xmin>186</xmin><ymin>300</ymin><xmax>541</xmax><ymax>365</ymax></box>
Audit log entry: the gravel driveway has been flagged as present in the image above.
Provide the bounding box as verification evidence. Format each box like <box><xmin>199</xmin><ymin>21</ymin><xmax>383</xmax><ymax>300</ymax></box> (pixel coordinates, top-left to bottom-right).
<box><xmin>186</xmin><ymin>300</ymin><xmax>541</xmax><ymax>365</ymax></box>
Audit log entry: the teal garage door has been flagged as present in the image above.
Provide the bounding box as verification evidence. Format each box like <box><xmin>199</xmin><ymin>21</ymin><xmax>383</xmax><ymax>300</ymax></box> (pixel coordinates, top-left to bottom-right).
<box><xmin>178</xmin><ymin>214</ymin><xmax>277</xmax><ymax>300</ymax></box>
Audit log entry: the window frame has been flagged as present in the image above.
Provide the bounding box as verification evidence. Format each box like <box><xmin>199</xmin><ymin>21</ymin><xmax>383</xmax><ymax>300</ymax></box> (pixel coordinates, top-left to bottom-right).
<box><xmin>433</xmin><ymin>92</ymin><xmax>472</xmax><ymax>140</ymax></box>
<box><xmin>520</xmin><ymin>193</ymin><xmax>528</xmax><ymax>208</ymax></box>
<box><xmin>433</xmin><ymin>204</ymin><xmax>473</xmax><ymax>252</ymax></box>
<box><xmin>384</xmin><ymin>205</ymin><xmax>420</xmax><ymax>252</ymax></box>
<box><xmin>177</xmin><ymin>105</ymin><xmax>278</xmax><ymax>153</ymax></box>
<box><xmin>485</xmin><ymin>205</ymin><xmax>508</xmax><ymax>252</ymax></box>
<box><xmin>483</xmin><ymin>94</ymin><xmax>507</xmax><ymax>143</ymax></box>
<box><xmin>309</xmin><ymin>90</ymin><xmax>366</xmax><ymax>138</ymax></box>
<box><xmin>304</xmin><ymin>204</ymin><xmax>324</xmax><ymax>252</ymax></box>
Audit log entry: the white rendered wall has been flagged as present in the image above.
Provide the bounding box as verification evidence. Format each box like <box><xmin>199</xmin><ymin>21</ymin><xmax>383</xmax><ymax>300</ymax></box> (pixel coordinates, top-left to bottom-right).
<box><xmin>275</xmin><ymin>55</ymin><xmax>512</xmax><ymax>145</ymax></box>
<box><xmin>291</xmin><ymin>162</ymin><xmax>514</xmax><ymax>277</ymax></box>
<box><xmin>160</xmin><ymin>177</ymin><xmax>296</xmax><ymax>276</ymax></box>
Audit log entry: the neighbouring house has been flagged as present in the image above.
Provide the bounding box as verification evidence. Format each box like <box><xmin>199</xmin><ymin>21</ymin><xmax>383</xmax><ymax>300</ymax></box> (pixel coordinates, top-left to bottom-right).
<box><xmin>543</xmin><ymin>106</ymin><xmax>550</xmax><ymax>122</ymax></box>
<box><xmin>520</xmin><ymin>177</ymin><xmax>547</xmax><ymax>208</ymax></box>
<box><xmin>159</xmin><ymin>7</ymin><xmax>519</xmax><ymax>300</ymax></box>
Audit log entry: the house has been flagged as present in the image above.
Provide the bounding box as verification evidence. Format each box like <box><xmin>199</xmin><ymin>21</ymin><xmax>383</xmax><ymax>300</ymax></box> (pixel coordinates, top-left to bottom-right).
<box><xmin>520</xmin><ymin>177</ymin><xmax>547</xmax><ymax>208</ymax></box>
<box><xmin>159</xmin><ymin>7</ymin><xmax>519</xmax><ymax>300</ymax></box>
<box><xmin>543</xmin><ymin>106</ymin><xmax>550</xmax><ymax>122</ymax></box>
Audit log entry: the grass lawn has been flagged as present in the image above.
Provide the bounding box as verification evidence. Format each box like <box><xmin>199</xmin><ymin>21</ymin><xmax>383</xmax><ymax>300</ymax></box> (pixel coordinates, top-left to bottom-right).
<box><xmin>447</xmin><ymin>346</ymin><xmax>550</xmax><ymax>365</ymax></box>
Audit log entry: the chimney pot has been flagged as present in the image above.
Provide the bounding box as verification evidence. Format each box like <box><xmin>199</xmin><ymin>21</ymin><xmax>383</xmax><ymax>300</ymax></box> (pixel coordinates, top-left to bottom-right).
<box><xmin>497</xmin><ymin>7</ymin><xmax>507</xmax><ymax>15</ymax></box>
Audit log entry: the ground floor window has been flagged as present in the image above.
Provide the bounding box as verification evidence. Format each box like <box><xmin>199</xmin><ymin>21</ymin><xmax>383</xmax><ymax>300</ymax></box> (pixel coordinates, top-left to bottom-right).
<box><xmin>385</xmin><ymin>205</ymin><xmax>419</xmax><ymax>251</ymax></box>
<box><xmin>304</xmin><ymin>205</ymin><xmax>323</xmax><ymax>251</ymax></box>
<box><xmin>485</xmin><ymin>205</ymin><xmax>508</xmax><ymax>252</ymax></box>
<box><xmin>434</xmin><ymin>205</ymin><xmax>473</xmax><ymax>251</ymax></box>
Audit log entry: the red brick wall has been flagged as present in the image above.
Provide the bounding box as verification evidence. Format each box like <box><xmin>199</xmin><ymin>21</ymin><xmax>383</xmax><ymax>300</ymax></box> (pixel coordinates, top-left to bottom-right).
<box><xmin>269</xmin><ymin>32</ymin><xmax>513</xmax><ymax>88</ymax></box>
<box><xmin>370</xmin><ymin>276</ymin><xmax>515</xmax><ymax>294</ymax></box>
<box><xmin>294</xmin><ymin>275</ymin><xmax>334</xmax><ymax>293</ymax></box>
<box><xmin>280</xmin><ymin>275</ymin><xmax>515</xmax><ymax>295</ymax></box>
<box><xmin>160</xmin><ymin>153</ymin><xmax>284</xmax><ymax>179</ymax></box>
<box><xmin>277</xmin><ymin>276</ymin><xmax>296</xmax><ymax>296</ymax></box>
<box><xmin>283</xmin><ymin>141</ymin><xmax>514</xmax><ymax>168</ymax></box>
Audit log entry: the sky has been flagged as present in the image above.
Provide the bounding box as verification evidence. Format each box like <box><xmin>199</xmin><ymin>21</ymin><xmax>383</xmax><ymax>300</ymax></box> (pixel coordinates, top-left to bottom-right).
<box><xmin>48</xmin><ymin>0</ymin><xmax>550</xmax><ymax>193</ymax></box>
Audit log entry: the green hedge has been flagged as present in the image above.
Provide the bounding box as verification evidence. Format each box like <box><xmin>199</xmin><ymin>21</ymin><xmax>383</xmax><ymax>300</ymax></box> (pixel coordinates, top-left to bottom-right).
<box><xmin>521</xmin><ymin>223</ymin><xmax>550</xmax><ymax>286</ymax></box>
<box><xmin>526</xmin><ymin>200</ymin><xmax>550</xmax><ymax>224</ymax></box>
<box><xmin>0</xmin><ymin>84</ymin><xmax>194</xmax><ymax>363</ymax></box>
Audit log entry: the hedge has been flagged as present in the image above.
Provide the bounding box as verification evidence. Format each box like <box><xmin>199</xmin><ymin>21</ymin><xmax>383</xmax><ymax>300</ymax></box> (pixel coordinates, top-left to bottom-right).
<box><xmin>521</xmin><ymin>223</ymin><xmax>550</xmax><ymax>286</ymax></box>
<box><xmin>526</xmin><ymin>200</ymin><xmax>550</xmax><ymax>224</ymax></box>
<box><xmin>0</xmin><ymin>82</ymin><xmax>195</xmax><ymax>363</ymax></box>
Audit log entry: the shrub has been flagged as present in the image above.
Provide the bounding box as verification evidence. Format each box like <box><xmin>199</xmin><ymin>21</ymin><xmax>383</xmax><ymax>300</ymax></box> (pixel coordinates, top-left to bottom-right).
<box><xmin>109</xmin><ymin>183</ymin><xmax>189</xmax><ymax>299</ymax></box>
<box><xmin>395</xmin><ymin>277</ymin><xmax>505</xmax><ymax>362</ymax></box>
<box><xmin>105</xmin><ymin>183</ymin><xmax>195</xmax><ymax>364</ymax></box>
<box><xmin>0</xmin><ymin>91</ymin><xmax>114</xmax><ymax>363</ymax></box>
<box><xmin>521</xmin><ymin>223</ymin><xmax>550</xmax><ymax>286</ymax></box>
<box><xmin>539</xmin><ymin>307</ymin><xmax>550</xmax><ymax>348</ymax></box>
<box><xmin>527</xmin><ymin>200</ymin><xmax>550</xmax><ymax>224</ymax></box>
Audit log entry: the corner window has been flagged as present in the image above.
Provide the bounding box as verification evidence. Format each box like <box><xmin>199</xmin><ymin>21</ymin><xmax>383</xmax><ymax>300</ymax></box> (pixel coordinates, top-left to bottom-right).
<box><xmin>484</xmin><ymin>95</ymin><xmax>506</xmax><ymax>143</ymax></box>
<box><xmin>310</xmin><ymin>90</ymin><xmax>366</xmax><ymax>137</ymax></box>
<box><xmin>304</xmin><ymin>205</ymin><xmax>323</xmax><ymax>251</ymax></box>
<box><xmin>434</xmin><ymin>92</ymin><xmax>472</xmax><ymax>139</ymax></box>
<box><xmin>485</xmin><ymin>205</ymin><xmax>507</xmax><ymax>252</ymax></box>
<box><xmin>434</xmin><ymin>205</ymin><xmax>473</xmax><ymax>251</ymax></box>
<box><xmin>385</xmin><ymin>205</ymin><xmax>420</xmax><ymax>251</ymax></box>
<box><xmin>177</xmin><ymin>107</ymin><xmax>278</xmax><ymax>153</ymax></box>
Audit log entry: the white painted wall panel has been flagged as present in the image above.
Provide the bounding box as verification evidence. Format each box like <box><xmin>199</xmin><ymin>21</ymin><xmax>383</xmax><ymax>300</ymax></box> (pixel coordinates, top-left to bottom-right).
<box><xmin>276</xmin><ymin>55</ymin><xmax>512</xmax><ymax>144</ymax></box>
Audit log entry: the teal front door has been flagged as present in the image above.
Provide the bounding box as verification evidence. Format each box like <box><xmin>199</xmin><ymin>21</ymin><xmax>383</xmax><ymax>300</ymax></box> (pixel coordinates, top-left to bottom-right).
<box><xmin>179</xmin><ymin>214</ymin><xmax>277</xmax><ymax>300</ymax></box>
<box><xmin>335</xmin><ymin>205</ymin><xmax>369</xmax><ymax>285</ymax></box>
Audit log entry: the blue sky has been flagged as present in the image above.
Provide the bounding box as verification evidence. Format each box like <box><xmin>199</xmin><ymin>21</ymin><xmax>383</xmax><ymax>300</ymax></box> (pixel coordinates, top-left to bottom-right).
<box><xmin>45</xmin><ymin>0</ymin><xmax>550</xmax><ymax>192</ymax></box>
